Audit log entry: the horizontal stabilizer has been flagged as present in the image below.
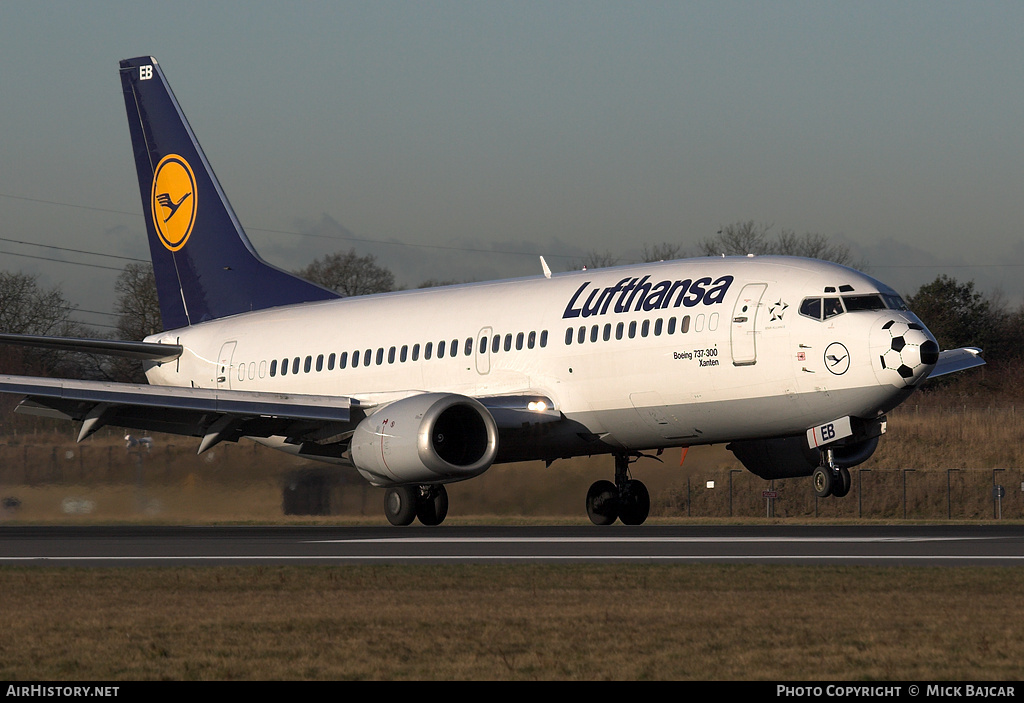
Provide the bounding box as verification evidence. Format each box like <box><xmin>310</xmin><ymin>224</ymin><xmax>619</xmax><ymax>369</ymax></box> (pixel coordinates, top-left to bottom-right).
<box><xmin>0</xmin><ymin>333</ymin><xmax>182</xmax><ymax>362</ymax></box>
<box><xmin>928</xmin><ymin>347</ymin><xmax>985</xmax><ymax>379</ymax></box>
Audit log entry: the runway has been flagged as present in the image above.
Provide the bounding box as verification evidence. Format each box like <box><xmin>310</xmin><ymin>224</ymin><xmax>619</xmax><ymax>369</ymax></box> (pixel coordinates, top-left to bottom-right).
<box><xmin>1</xmin><ymin>524</ymin><xmax>1022</xmax><ymax>566</ymax></box>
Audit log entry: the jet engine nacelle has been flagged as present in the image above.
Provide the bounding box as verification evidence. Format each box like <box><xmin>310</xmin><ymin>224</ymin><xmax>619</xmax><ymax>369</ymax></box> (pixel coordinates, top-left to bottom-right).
<box><xmin>349</xmin><ymin>393</ymin><xmax>499</xmax><ymax>486</ymax></box>
<box><xmin>727</xmin><ymin>433</ymin><xmax>881</xmax><ymax>480</ymax></box>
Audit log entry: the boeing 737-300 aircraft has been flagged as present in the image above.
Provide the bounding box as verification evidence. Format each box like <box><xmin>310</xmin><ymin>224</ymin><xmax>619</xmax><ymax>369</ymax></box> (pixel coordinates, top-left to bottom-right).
<box><xmin>0</xmin><ymin>57</ymin><xmax>985</xmax><ymax>526</ymax></box>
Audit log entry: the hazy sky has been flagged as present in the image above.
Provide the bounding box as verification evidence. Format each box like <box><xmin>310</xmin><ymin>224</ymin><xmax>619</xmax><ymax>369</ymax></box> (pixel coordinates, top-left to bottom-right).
<box><xmin>2</xmin><ymin>1</ymin><xmax>1023</xmax><ymax>332</ymax></box>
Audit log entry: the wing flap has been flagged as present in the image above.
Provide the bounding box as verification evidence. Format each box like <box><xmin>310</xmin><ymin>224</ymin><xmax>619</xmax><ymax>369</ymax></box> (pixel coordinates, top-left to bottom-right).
<box><xmin>0</xmin><ymin>374</ymin><xmax>354</xmax><ymax>452</ymax></box>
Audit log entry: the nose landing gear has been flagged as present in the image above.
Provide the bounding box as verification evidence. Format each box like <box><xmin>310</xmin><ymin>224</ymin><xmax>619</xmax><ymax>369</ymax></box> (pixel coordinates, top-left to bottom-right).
<box><xmin>811</xmin><ymin>449</ymin><xmax>851</xmax><ymax>498</ymax></box>
<box><xmin>586</xmin><ymin>453</ymin><xmax>651</xmax><ymax>525</ymax></box>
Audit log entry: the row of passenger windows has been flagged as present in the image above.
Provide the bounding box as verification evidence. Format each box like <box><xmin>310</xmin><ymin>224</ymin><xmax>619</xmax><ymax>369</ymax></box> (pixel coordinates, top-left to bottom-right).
<box><xmin>564</xmin><ymin>313</ymin><xmax>718</xmax><ymax>345</ymax></box>
<box><xmin>266</xmin><ymin>330</ymin><xmax>550</xmax><ymax>378</ymax></box>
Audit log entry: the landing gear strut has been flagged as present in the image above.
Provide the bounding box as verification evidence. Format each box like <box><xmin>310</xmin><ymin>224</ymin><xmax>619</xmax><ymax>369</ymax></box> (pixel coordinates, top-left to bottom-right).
<box><xmin>812</xmin><ymin>449</ymin><xmax>851</xmax><ymax>498</ymax></box>
<box><xmin>586</xmin><ymin>454</ymin><xmax>651</xmax><ymax>525</ymax></box>
<box><xmin>384</xmin><ymin>484</ymin><xmax>449</xmax><ymax>526</ymax></box>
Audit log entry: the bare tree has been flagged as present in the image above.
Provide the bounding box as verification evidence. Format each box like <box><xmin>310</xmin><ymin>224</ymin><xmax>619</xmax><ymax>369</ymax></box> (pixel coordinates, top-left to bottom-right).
<box><xmin>698</xmin><ymin>221</ymin><xmax>773</xmax><ymax>257</ymax></box>
<box><xmin>417</xmin><ymin>278</ymin><xmax>465</xmax><ymax>288</ymax></box>
<box><xmin>297</xmin><ymin>249</ymin><xmax>395</xmax><ymax>297</ymax></box>
<box><xmin>0</xmin><ymin>271</ymin><xmax>87</xmax><ymax>377</ymax></box>
<box><xmin>100</xmin><ymin>263</ymin><xmax>163</xmax><ymax>382</ymax></box>
<box><xmin>641</xmin><ymin>242</ymin><xmax>686</xmax><ymax>262</ymax></box>
<box><xmin>699</xmin><ymin>221</ymin><xmax>863</xmax><ymax>269</ymax></box>
<box><xmin>114</xmin><ymin>263</ymin><xmax>162</xmax><ymax>341</ymax></box>
<box><xmin>566</xmin><ymin>250</ymin><xmax>620</xmax><ymax>271</ymax></box>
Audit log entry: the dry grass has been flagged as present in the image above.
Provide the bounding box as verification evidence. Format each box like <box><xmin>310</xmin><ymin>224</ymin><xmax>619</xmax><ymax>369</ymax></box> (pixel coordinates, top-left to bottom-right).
<box><xmin>2</xmin><ymin>406</ymin><xmax>1023</xmax><ymax>523</ymax></box>
<box><xmin>1</xmin><ymin>564</ymin><xmax>1022</xmax><ymax>681</ymax></box>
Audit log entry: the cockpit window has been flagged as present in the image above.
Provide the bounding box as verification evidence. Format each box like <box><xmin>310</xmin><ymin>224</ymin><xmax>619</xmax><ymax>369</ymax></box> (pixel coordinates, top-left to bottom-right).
<box><xmin>823</xmin><ymin>297</ymin><xmax>843</xmax><ymax>319</ymax></box>
<box><xmin>842</xmin><ymin>294</ymin><xmax>886</xmax><ymax>312</ymax></box>
<box><xmin>883</xmin><ymin>293</ymin><xmax>909</xmax><ymax>311</ymax></box>
<box><xmin>801</xmin><ymin>292</ymin><xmax>899</xmax><ymax>321</ymax></box>
<box><xmin>799</xmin><ymin>297</ymin><xmax>822</xmax><ymax>320</ymax></box>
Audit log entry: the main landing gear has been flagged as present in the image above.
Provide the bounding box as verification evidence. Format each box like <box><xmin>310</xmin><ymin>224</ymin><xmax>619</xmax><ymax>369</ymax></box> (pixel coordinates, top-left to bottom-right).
<box><xmin>811</xmin><ymin>449</ymin><xmax>851</xmax><ymax>499</ymax></box>
<box><xmin>586</xmin><ymin>453</ymin><xmax>651</xmax><ymax>525</ymax></box>
<box><xmin>384</xmin><ymin>484</ymin><xmax>449</xmax><ymax>526</ymax></box>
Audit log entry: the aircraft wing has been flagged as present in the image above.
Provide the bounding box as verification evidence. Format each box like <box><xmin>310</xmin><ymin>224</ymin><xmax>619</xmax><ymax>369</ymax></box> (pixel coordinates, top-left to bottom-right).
<box><xmin>0</xmin><ymin>374</ymin><xmax>356</xmax><ymax>453</ymax></box>
<box><xmin>928</xmin><ymin>347</ymin><xmax>985</xmax><ymax>379</ymax></box>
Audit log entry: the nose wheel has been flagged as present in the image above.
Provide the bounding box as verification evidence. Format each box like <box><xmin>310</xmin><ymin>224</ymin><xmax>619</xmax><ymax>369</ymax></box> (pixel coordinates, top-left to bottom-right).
<box><xmin>586</xmin><ymin>454</ymin><xmax>651</xmax><ymax>525</ymax></box>
<box><xmin>812</xmin><ymin>450</ymin><xmax>851</xmax><ymax>498</ymax></box>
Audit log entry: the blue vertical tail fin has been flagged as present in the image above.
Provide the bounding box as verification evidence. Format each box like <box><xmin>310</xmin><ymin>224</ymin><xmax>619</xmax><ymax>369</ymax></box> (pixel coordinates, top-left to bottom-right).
<box><xmin>118</xmin><ymin>56</ymin><xmax>339</xmax><ymax>330</ymax></box>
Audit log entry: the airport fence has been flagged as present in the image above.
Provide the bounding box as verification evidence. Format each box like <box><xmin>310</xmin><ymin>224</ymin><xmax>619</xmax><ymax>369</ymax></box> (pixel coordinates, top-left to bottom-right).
<box><xmin>655</xmin><ymin>467</ymin><xmax>1024</xmax><ymax>521</ymax></box>
<box><xmin>0</xmin><ymin>427</ymin><xmax>1020</xmax><ymax>521</ymax></box>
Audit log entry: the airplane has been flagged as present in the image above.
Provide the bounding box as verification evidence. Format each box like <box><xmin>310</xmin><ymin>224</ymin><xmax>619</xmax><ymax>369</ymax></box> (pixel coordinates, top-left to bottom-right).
<box><xmin>0</xmin><ymin>56</ymin><xmax>985</xmax><ymax>526</ymax></box>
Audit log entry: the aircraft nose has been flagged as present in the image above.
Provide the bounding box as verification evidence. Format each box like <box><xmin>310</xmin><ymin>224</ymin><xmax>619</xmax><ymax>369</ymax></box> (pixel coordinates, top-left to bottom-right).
<box><xmin>871</xmin><ymin>318</ymin><xmax>940</xmax><ymax>387</ymax></box>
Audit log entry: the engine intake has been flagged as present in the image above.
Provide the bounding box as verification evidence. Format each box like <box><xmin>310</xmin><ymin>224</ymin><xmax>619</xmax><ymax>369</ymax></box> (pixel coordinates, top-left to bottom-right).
<box><xmin>349</xmin><ymin>393</ymin><xmax>499</xmax><ymax>486</ymax></box>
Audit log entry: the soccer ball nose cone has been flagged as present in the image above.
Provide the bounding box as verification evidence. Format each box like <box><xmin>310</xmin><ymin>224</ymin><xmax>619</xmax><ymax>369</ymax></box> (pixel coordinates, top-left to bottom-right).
<box><xmin>875</xmin><ymin>319</ymin><xmax>938</xmax><ymax>387</ymax></box>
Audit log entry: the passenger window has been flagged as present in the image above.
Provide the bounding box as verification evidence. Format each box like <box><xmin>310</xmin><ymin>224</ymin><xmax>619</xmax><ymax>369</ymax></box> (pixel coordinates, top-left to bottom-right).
<box><xmin>667</xmin><ymin>318</ymin><xmax>676</xmax><ymax>335</ymax></box>
<box><xmin>464</xmin><ymin>338</ymin><xmax>473</xmax><ymax>356</ymax></box>
<box><xmin>327</xmin><ymin>353</ymin><xmax>335</xmax><ymax>371</ymax></box>
<box><xmin>376</xmin><ymin>348</ymin><xmax>384</xmax><ymax>365</ymax></box>
<box><xmin>628</xmin><ymin>321</ymin><xmax>637</xmax><ymax>338</ymax></box>
<box><xmin>641</xmin><ymin>320</ymin><xmax>650</xmax><ymax>337</ymax></box>
<box><xmin>590</xmin><ymin>325</ymin><xmax>599</xmax><ymax>343</ymax></box>
<box><xmin>540</xmin><ymin>330</ymin><xmax>548</xmax><ymax>347</ymax></box>
<box><xmin>450</xmin><ymin>340</ymin><xmax>458</xmax><ymax>357</ymax></box>
<box><xmin>492</xmin><ymin>335</ymin><xmax>500</xmax><ymax>354</ymax></box>
<box><xmin>292</xmin><ymin>357</ymin><xmax>300</xmax><ymax>375</ymax></box>
<box><xmin>516</xmin><ymin>332</ymin><xmax>524</xmax><ymax>350</ymax></box>
<box><xmin>340</xmin><ymin>352</ymin><xmax>347</xmax><ymax>369</ymax></box>
<box><xmin>503</xmin><ymin>334</ymin><xmax>512</xmax><ymax>352</ymax></box>
<box><xmin>438</xmin><ymin>340</ymin><xmax>446</xmax><ymax>357</ymax></box>
<box><xmin>270</xmin><ymin>359</ymin><xmax>278</xmax><ymax>377</ymax></box>
<box><xmin>577</xmin><ymin>327</ymin><xmax>586</xmax><ymax>344</ymax></box>
<box><xmin>680</xmin><ymin>315</ymin><xmax>690</xmax><ymax>333</ymax></box>
<box><xmin>388</xmin><ymin>347</ymin><xmax>396</xmax><ymax>364</ymax></box>
<box><xmin>425</xmin><ymin>342</ymin><xmax>433</xmax><ymax>360</ymax></box>
<box><xmin>528</xmin><ymin>331</ymin><xmax>537</xmax><ymax>349</ymax></box>
<box><xmin>615</xmin><ymin>322</ymin><xmax>624</xmax><ymax>340</ymax></box>
<box><xmin>401</xmin><ymin>345</ymin><xmax>408</xmax><ymax>362</ymax></box>
<box><xmin>565</xmin><ymin>328</ymin><xmax>573</xmax><ymax>345</ymax></box>
<box><xmin>654</xmin><ymin>319</ymin><xmax>663</xmax><ymax>336</ymax></box>
<box><xmin>316</xmin><ymin>355</ymin><xmax>324</xmax><ymax>372</ymax></box>
<box><xmin>412</xmin><ymin>344</ymin><xmax>420</xmax><ymax>361</ymax></box>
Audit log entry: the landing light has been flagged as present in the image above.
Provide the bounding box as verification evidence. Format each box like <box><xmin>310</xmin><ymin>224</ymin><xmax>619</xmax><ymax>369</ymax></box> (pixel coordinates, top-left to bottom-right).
<box><xmin>528</xmin><ymin>401</ymin><xmax>548</xmax><ymax>412</ymax></box>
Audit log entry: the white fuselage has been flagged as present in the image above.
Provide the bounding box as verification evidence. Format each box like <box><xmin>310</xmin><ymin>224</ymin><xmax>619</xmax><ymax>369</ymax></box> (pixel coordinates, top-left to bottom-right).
<box><xmin>143</xmin><ymin>256</ymin><xmax>928</xmax><ymax>463</ymax></box>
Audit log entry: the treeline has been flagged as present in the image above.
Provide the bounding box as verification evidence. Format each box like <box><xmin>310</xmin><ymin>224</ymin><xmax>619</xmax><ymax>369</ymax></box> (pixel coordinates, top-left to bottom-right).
<box><xmin>0</xmin><ymin>221</ymin><xmax>1016</xmax><ymax>402</ymax></box>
